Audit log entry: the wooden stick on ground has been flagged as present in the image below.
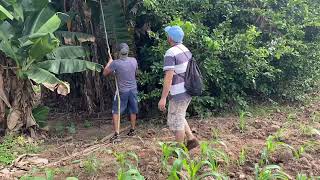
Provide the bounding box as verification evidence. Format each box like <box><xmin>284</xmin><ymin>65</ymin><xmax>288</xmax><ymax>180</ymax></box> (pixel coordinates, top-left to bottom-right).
<box><xmin>43</xmin><ymin>126</ymin><xmax>131</xmax><ymax>168</ymax></box>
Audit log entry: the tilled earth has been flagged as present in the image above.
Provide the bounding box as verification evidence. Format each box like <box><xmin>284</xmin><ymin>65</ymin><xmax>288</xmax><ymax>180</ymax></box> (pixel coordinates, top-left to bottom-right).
<box><xmin>1</xmin><ymin>100</ymin><xmax>320</xmax><ymax>179</ymax></box>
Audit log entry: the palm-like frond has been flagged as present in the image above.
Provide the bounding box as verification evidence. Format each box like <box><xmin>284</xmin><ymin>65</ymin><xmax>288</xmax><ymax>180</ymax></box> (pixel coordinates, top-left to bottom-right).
<box><xmin>98</xmin><ymin>0</ymin><xmax>135</xmax><ymax>53</ymax></box>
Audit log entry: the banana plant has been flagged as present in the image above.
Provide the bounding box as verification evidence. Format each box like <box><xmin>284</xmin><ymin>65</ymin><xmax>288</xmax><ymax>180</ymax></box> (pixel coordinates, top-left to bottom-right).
<box><xmin>0</xmin><ymin>0</ymin><xmax>102</xmax><ymax>133</ymax></box>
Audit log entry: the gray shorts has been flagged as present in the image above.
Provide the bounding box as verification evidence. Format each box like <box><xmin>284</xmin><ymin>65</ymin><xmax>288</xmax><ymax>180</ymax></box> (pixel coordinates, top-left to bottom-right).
<box><xmin>167</xmin><ymin>99</ymin><xmax>191</xmax><ymax>131</ymax></box>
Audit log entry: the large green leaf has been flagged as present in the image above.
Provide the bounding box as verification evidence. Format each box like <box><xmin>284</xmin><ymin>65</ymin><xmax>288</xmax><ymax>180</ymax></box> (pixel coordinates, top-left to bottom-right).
<box><xmin>29</xmin><ymin>33</ymin><xmax>59</xmax><ymax>60</ymax></box>
<box><xmin>32</xmin><ymin>105</ymin><xmax>49</xmax><ymax>128</ymax></box>
<box><xmin>48</xmin><ymin>46</ymin><xmax>88</xmax><ymax>59</ymax></box>
<box><xmin>0</xmin><ymin>21</ymin><xmax>14</xmax><ymax>41</ymax></box>
<box><xmin>99</xmin><ymin>0</ymin><xmax>133</xmax><ymax>46</ymax></box>
<box><xmin>24</xmin><ymin>65</ymin><xmax>71</xmax><ymax>95</ymax></box>
<box><xmin>36</xmin><ymin>59</ymin><xmax>102</xmax><ymax>74</ymax></box>
<box><xmin>0</xmin><ymin>4</ymin><xmax>13</xmax><ymax>20</ymax></box>
<box><xmin>12</xmin><ymin>3</ymin><xmax>23</xmax><ymax>21</ymax></box>
<box><xmin>21</xmin><ymin>0</ymin><xmax>49</xmax><ymax>12</ymax></box>
<box><xmin>24</xmin><ymin>65</ymin><xmax>63</xmax><ymax>84</ymax></box>
<box><xmin>0</xmin><ymin>40</ymin><xmax>18</xmax><ymax>61</ymax></box>
<box><xmin>30</xmin><ymin>7</ymin><xmax>61</xmax><ymax>34</ymax></box>
<box><xmin>55</xmin><ymin>31</ymin><xmax>95</xmax><ymax>43</ymax></box>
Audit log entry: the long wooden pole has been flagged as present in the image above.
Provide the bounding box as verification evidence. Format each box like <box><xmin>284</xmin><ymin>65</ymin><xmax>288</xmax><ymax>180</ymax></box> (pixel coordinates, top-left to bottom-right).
<box><xmin>99</xmin><ymin>0</ymin><xmax>121</xmax><ymax>132</ymax></box>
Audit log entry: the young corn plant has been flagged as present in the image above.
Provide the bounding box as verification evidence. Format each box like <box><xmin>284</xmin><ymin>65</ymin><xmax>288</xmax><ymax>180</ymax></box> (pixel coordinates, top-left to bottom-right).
<box><xmin>159</xmin><ymin>142</ymin><xmax>188</xmax><ymax>169</ymax></box>
<box><xmin>113</xmin><ymin>151</ymin><xmax>144</xmax><ymax>180</ymax></box>
<box><xmin>261</xmin><ymin>135</ymin><xmax>302</xmax><ymax>164</ymax></box>
<box><xmin>274</xmin><ymin>128</ymin><xmax>286</xmax><ymax>141</ymax></box>
<box><xmin>212</xmin><ymin>128</ymin><xmax>220</xmax><ymax>140</ymax></box>
<box><xmin>296</xmin><ymin>173</ymin><xmax>320</xmax><ymax>180</ymax></box>
<box><xmin>200</xmin><ymin>142</ymin><xmax>229</xmax><ymax>171</ymax></box>
<box><xmin>237</xmin><ymin>147</ymin><xmax>247</xmax><ymax>166</ymax></box>
<box><xmin>161</xmin><ymin>142</ymin><xmax>228</xmax><ymax>180</ymax></box>
<box><xmin>83</xmin><ymin>155</ymin><xmax>101</xmax><ymax>175</ymax></box>
<box><xmin>238</xmin><ymin>111</ymin><xmax>249</xmax><ymax>133</ymax></box>
<box><xmin>260</xmin><ymin>135</ymin><xmax>283</xmax><ymax>165</ymax></box>
<box><xmin>255</xmin><ymin>164</ymin><xmax>291</xmax><ymax>180</ymax></box>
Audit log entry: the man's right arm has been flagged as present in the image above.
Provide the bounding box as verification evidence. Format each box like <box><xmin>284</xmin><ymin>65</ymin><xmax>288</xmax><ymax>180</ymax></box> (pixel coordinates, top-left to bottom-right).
<box><xmin>103</xmin><ymin>58</ymin><xmax>114</xmax><ymax>76</ymax></box>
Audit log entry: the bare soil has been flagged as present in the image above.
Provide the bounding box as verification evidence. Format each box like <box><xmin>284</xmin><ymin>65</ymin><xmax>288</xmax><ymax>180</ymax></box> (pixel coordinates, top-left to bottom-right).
<box><xmin>2</xmin><ymin>99</ymin><xmax>320</xmax><ymax>179</ymax></box>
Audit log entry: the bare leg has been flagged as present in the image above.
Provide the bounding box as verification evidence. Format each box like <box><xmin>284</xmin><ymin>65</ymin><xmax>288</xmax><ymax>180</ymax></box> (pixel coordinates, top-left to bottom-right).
<box><xmin>113</xmin><ymin>114</ymin><xmax>120</xmax><ymax>134</ymax></box>
<box><xmin>184</xmin><ymin>120</ymin><xmax>195</xmax><ymax>141</ymax></box>
<box><xmin>130</xmin><ymin>113</ymin><xmax>136</xmax><ymax>129</ymax></box>
<box><xmin>174</xmin><ymin>130</ymin><xmax>185</xmax><ymax>144</ymax></box>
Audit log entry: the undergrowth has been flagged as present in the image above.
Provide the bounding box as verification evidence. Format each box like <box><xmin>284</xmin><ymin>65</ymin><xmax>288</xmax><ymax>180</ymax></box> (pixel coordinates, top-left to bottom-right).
<box><xmin>0</xmin><ymin>135</ymin><xmax>42</xmax><ymax>165</ymax></box>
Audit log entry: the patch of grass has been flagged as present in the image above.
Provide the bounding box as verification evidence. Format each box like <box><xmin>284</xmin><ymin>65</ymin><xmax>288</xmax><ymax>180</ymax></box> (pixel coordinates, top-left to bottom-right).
<box><xmin>248</xmin><ymin>105</ymin><xmax>276</xmax><ymax>117</ymax></box>
<box><xmin>67</xmin><ymin>122</ymin><xmax>77</xmax><ymax>134</ymax></box>
<box><xmin>20</xmin><ymin>168</ymin><xmax>76</xmax><ymax>180</ymax></box>
<box><xmin>83</xmin><ymin>155</ymin><xmax>101</xmax><ymax>175</ymax></box>
<box><xmin>0</xmin><ymin>135</ymin><xmax>42</xmax><ymax>165</ymax></box>
<box><xmin>287</xmin><ymin>113</ymin><xmax>298</xmax><ymax>122</ymax></box>
<box><xmin>54</xmin><ymin>122</ymin><xmax>65</xmax><ymax>136</ymax></box>
<box><xmin>296</xmin><ymin>173</ymin><xmax>320</xmax><ymax>180</ymax></box>
<box><xmin>302</xmin><ymin>140</ymin><xmax>320</xmax><ymax>153</ymax></box>
<box><xmin>299</xmin><ymin>124</ymin><xmax>320</xmax><ymax>137</ymax></box>
<box><xmin>310</xmin><ymin>111</ymin><xmax>320</xmax><ymax>123</ymax></box>
<box><xmin>84</xmin><ymin>120</ymin><xmax>93</xmax><ymax>128</ymax></box>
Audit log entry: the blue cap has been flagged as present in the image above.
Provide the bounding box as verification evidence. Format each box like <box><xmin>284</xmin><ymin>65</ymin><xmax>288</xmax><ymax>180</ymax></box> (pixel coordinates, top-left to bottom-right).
<box><xmin>165</xmin><ymin>26</ymin><xmax>184</xmax><ymax>43</ymax></box>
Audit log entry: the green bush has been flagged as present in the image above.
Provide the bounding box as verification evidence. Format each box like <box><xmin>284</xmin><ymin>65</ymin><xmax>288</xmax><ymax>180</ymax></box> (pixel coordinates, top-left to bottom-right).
<box><xmin>138</xmin><ymin>0</ymin><xmax>320</xmax><ymax>114</ymax></box>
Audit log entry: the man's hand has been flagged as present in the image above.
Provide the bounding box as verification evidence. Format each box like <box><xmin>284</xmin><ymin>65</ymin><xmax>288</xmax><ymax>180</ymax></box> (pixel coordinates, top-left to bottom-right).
<box><xmin>158</xmin><ymin>98</ymin><xmax>167</xmax><ymax>112</ymax></box>
<box><xmin>103</xmin><ymin>57</ymin><xmax>114</xmax><ymax>76</ymax></box>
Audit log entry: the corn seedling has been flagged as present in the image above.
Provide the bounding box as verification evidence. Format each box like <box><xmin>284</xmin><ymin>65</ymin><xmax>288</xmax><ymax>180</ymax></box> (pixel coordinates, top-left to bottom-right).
<box><xmin>181</xmin><ymin>158</ymin><xmax>227</xmax><ymax>180</ymax></box>
<box><xmin>159</xmin><ymin>142</ymin><xmax>188</xmax><ymax>169</ymax></box>
<box><xmin>255</xmin><ymin>164</ymin><xmax>291</xmax><ymax>180</ymax></box>
<box><xmin>294</xmin><ymin>146</ymin><xmax>305</xmax><ymax>159</ymax></box>
<box><xmin>296</xmin><ymin>173</ymin><xmax>310</xmax><ymax>180</ymax></box>
<box><xmin>238</xmin><ymin>111</ymin><xmax>249</xmax><ymax>133</ymax></box>
<box><xmin>274</xmin><ymin>128</ymin><xmax>286</xmax><ymax>141</ymax></box>
<box><xmin>260</xmin><ymin>135</ymin><xmax>283</xmax><ymax>165</ymax></box>
<box><xmin>237</xmin><ymin>147</ymin><xmax>247</xmax><ymax>166</ymax></box>
<box><xmin>113</xmin><ymin>151</ymin><xmax>144</xmax><ymax>180</ymax></box>
<box><xmin>83</xmin><ymin>155</ymin><xmax>101</xmax><ymax>175</ymax></box>
<box><xmin>200</xmin><ymin>142</ymin><xmax>229</xmax><ymax>171</ymax></box>
<box><xmin>212</xmin><ymin>128</ymin><xmax>220</xmax><ymax>140</ymax></box>
<box><xmin>161</xmin><ymin>142</ymin><xmax>228</xmax><ymax>180</ymax></box>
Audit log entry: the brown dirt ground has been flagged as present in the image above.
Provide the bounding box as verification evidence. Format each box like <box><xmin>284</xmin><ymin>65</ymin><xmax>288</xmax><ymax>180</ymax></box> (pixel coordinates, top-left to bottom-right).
<box><xmin>3</xmin><ymin>99</ymin><xmax>320</xmax><ymax>179</ymax></box>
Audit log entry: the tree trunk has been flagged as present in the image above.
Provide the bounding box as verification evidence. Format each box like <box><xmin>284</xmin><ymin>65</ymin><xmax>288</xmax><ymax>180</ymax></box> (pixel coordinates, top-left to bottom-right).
<box><xmin>1</xmin><ymin>56</ymin><xmax>37</xmax><ymax>136</ymax></box>
<box><xmin>6</xmin><ymin>77</ymin><xmax>37</xmax><ymax>135</ymax></box>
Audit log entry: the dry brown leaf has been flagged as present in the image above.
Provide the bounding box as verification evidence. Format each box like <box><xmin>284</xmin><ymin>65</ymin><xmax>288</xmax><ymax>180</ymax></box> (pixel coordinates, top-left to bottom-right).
<box><xmin>42</xmin><ymin>82</ymin><xmax>70</xmax><ymax>96</ymax></box>
<box><xmin>7</xmin><ymin>109</ymin><xmax>21</xmax><ymax>130</ymax></box>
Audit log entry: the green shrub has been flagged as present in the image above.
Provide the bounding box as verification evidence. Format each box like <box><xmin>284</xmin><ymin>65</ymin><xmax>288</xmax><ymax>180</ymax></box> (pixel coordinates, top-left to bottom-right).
<box><xmin>137</xmin><ymin>0</ymin><xmax>320</xmax><ymax>114</ymax></box>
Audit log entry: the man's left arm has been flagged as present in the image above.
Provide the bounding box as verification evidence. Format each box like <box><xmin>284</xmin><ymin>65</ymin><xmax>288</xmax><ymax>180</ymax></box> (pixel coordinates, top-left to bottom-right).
<box><xmin>158</xmin><ymin>70</ymin><xmax>174</xmax><ymax>111</ymax></box>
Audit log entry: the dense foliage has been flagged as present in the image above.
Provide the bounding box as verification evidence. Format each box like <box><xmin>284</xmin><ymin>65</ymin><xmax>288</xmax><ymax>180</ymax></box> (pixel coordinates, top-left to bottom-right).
<box><xmin>136</xmin><ymin>0</ymin><xmax>320</xmax><ymax>115</ymax></box>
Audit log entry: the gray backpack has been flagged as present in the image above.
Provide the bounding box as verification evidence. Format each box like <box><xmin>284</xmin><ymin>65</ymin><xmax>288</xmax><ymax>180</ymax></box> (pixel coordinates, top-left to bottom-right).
<box><xmin>175</xmin><ymin>47</ymin><xmax>203</xmax><ymax>96</ymax></box>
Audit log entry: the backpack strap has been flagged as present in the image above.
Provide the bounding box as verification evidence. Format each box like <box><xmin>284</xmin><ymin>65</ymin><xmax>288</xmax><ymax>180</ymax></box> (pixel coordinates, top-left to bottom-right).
<box><xmin>173</xmin><ymin>45</ymin><xmax>191</xmax><ymax>77</ymax></box>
